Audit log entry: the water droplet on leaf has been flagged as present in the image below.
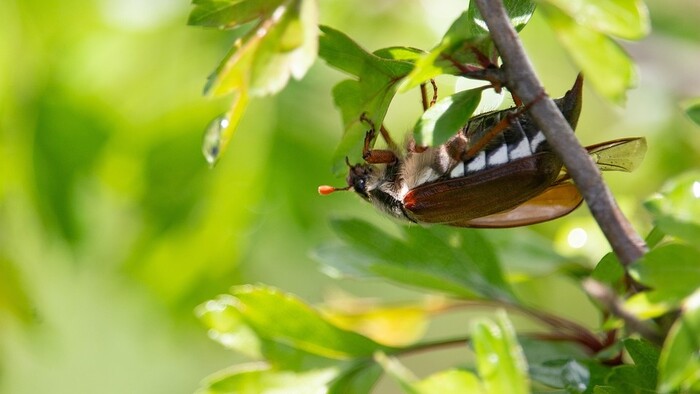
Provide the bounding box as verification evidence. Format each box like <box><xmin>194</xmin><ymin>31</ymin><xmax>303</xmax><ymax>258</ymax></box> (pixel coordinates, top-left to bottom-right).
<box><xmin>202</xmin><ymin>114</ymin><xmax>229</xmax><ymax>167</ymax></box>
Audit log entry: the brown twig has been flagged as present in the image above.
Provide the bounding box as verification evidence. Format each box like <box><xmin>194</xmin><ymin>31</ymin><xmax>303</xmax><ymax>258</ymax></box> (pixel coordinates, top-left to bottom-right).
<box><xmin>441</xmin><ymin>300</ymin><xmax>606</xmax><ymax>353</ymax></box>
<box><xmin>583</xmin><ymin>279</ymin><xmax>664</xmax><ymax>345</ymax></box>
<box><xmin>473</xmin><ymin>0</ymin><xmax>648</xmax><ymax>267</ymax></box>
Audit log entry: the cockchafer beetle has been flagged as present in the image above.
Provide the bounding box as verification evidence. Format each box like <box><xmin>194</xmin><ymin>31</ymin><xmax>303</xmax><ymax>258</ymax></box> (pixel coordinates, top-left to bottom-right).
<box><xmin>319</xmin><ymin>75</ymin><xmax>646</xmax><ymax>228</ymax></box>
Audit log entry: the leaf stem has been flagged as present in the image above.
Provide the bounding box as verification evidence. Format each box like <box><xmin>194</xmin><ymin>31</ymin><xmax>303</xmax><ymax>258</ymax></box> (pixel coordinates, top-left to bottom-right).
<box><xmin>397</xmin><ymin>336</ymin><xmax>470</xmax><ymax>357</ymax></box>
<box><xmin>473</xmin><ymin>0</ymin><xmax>648</xmax><ymax>268</ymax></box>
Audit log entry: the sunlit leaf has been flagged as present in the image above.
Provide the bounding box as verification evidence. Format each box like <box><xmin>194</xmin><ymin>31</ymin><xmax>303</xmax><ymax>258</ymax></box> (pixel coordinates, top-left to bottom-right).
<box><xmin>202</xmin><ymin>0</ymin><xmax>317</xmax><ymax>97</ymax></box>
<box><xmin>196</xmin><ymin>362</ymin><xmax>339</xmax><ymax>394</ymax></box>
<box><xmin>644</xmin><ymin>170</ymin><xmax>700</xmax><ymax>243</ymax></box>
<box><xmin>321</xmin><ymin>295</ymin><xmax>447</xmax><ymax>346</ymax></box>
<box><xmin>198</xmin><ymin>299</ymin><xmax>327</xmax><ymax>370</ymax></box>
<box><xmin>315</xmin><ymin>219</ymin><xmax>516</xmax><ymax>301</ymax></box>
<box><xmin>472</xmin><ymin>312</ymin><xmax>529</xmax><ymax>394</ymax></box>
<box><xmin>414</xmin><ymin>369</ymin><xmax>483</xmax><ymax>393</ymax></box>
<box><xmin>197</xmin><ymin>294</ymin><xmax>263</xmax><ymax>359</ymax></box>
<box><xmin>188</xmin><ymin>0</ymin><xmax>285</xmax><ymax>29</ymax></box>
<box><xmin>539</xmin><ymin>3</ymin><xmax>636</xmax><ymax>103</ymax></box>
<box><xmin>537</xmin><ymin>0</ymin><xmax>650</xmax><ymax>39</ymax></box>
<box><xmin>624</xmin><ymin>291</ymin><xmax>675</xmax><ymax>320</ymax></box>
<box><xmin>318</xmin><ymin>26</ymin><xmax>415</xmax><ymax>172</ymax></box>
<box><xmin>192</xmin><ymin>0</ymin><xmax>318</xmax><ymax>161</ymax></box>
<box><xmin>658</xmin><ymin>290</ymin><xmax>700</xmax><ymax>393</ymax></box>
<box><xmin>373</xmin><ymin>46</ymin><xmax>425</xmax><ymax>62</ymax></box>
<box><xmin>414</xmin><ymin>88</ymin><xmax>482</xmax><ymax>146</ymax></box>
<box><xmin>402</xmin><ymin>0</ymin><xmax>535</xmax><ymax>91</ymax></box>
<box><xmin>230</xmin><ymin>285</ymin><xmax>388</xmax><ymax>359</ymax></box>
<box><xmin>629</xmin><ymin>244</ymin><xmax>700</xmax><ymax>303</ymax></box>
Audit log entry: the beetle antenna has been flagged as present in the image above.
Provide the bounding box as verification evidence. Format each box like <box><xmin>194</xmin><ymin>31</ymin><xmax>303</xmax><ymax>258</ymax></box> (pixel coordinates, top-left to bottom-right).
<box><xmin>318</xmin><ymin>185</ymin><xmax>351</xmax><ymax>195</ymax></box>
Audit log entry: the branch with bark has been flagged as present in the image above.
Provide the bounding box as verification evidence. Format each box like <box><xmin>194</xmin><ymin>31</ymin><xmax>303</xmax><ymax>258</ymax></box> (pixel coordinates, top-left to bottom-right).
<box><xmin>473</xmin><ymin>0</ymin><xmax>648</xmax><ymax>267</ymax></box>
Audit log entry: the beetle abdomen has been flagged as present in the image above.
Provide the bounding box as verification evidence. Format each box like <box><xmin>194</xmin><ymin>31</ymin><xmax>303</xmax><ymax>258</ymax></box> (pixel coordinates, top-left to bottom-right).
<box><xmin>448</xmin><ymin>115</ymin><xmax>548</xmax><ymax>179</ymax></box>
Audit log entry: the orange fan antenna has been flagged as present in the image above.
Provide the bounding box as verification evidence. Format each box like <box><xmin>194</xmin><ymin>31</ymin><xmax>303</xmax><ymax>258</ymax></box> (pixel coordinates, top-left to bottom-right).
<box><xmin>318</xmin><ymin>185</ymin><xmax>351</xmax><ymax>195</ymax></box>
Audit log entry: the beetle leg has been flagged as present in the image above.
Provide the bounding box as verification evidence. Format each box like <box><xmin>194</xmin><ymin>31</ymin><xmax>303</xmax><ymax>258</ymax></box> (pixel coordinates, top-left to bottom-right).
<box><xmin>512</xmin><ymin>92</ymin><xmax>523</xmax><ymax>107</ymax></box>
<box><xmin>444</xmin><ymin>134</ymin><xmax>468</xmax><ymax>162</ymax></box>
<box><xmin>360</xmin><ymin>113</ymin><xmax>399</xmax><ymax>164</ymax></box>
<box><xmin>408</xmin><ymin>139</ymin><xmax>429</xmax><ymax>154</ymax></box>
<box><xmin>462</xmin><ymin>90</ymin><xmax>547</xmax><ymax>160</ymax></box>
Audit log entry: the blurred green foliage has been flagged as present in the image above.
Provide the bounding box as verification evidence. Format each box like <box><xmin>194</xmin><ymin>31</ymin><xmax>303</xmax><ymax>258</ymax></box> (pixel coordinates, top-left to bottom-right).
<box><xmin>0</xmin><ymin>0</ymin><xmax>699</xmax><ymax>393</ymax></box>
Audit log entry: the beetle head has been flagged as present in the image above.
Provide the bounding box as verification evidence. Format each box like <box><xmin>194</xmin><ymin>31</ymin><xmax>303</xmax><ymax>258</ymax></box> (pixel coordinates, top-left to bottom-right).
<box><xmin>318</xmin><ymin>158</ymin><xmax>375</xmax><ymax>201</ymax></box>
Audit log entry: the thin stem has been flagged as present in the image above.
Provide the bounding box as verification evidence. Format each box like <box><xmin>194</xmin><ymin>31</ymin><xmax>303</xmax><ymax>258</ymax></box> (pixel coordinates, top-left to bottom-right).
<box><xmin>473</xmin><ymin>0</ymin><xmax>648</xmax><ymax>267</ymax></box>
<box><xmin>583</xmin><ymin>279</ymin><xmax>664</xmax><ymax>345</ymax></box>
<box><xmin>398</xmin><ymin>337</ymin><xmax>470</xmax><ymax>357</ymax></box>
<box><xmin>395</xmin><ymin>329</ymin><xmax>604</xmax><ymax>359</ymax></box>
<box><xmin>441</xmin><ymin>300</ymin><xmax>605</xmax><ymax>353</ymax></box>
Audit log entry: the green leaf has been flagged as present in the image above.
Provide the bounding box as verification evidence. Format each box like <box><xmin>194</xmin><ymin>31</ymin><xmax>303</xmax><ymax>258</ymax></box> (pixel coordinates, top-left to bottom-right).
<box><xmin>373</xmin><ymin>46</ymin><xmax>426</xmax><ymax>62</ymax></box>
<box><xmin>644</xmin><ymin>170</ymin><xmax>700</xmax><ymax>243</ymax></box>
<box><xmin>197</xmin><ymin>294</ymin><xmax>263</xmax><ymax>359</ymax></box>
<box><xmin>658</xmin><ymin>289</ymin><xmax>700</xmax><ymax>393</ymax></box>
<box><xmin>414</xmin><ymin>88</ymin><xmax>483</xmax><ymax>146</ymax></box>
<box><xmin>624</xmin><ymin>338</ymin><xmax>660</xmax><ymax>369</ymax></box>
<box><xmin>402</xmin><ymin>0</ymin><xmax>535</xmax><ymax>91</ymax></box>
<box><xmin>629</xmin><ymin>244</ymin><xmax>700</xmax><ymax>302</ymax></box>
<box><xmin>195</xmin><ymin>0</ymin><xmax>318</xmax><ymax>161</ymax></box>
<box><xmin>529</xmin><ymin>359</ymin><xmax>596</xmax><ymax>393</ymax></box>
<box><xmin>316</xmin><ymin>219</ymin><xmax>515</xmax><ymax>301</ymax></box>
<box><xmin>519</xmin><ymin>336</ymin><xmax>594</xmax><ymax>391</ymax></box>
<box><xmin>591</xmin><ymin>252</ymin><xmax>625</xmax><ymax>289</ymax></box>
<box><xmin>229</xmin><ymin>285</ymin><xmax>388</xmax><ymax>359</ymax></box>
<box><xmin>318</xmin><ymin>26</ymin><xmax>415</xmax><ymax>171</ymax></box>
<box><xmin>539</xmin><ymin>3</ymin><xmax>636</xmax><ymax>103</ymax></box>
<box><xmin>205</xmin><ymin>0</ymin><xmax>318</xmax><ymax>97</ymax></box>
<box><xmin>198</xmin><ymin>294</ymin><xmax>336</xmax><ymax>370</ymax></box>
<box><xmin>472</xmin><ymin>312</ymin><xmax>529</xmax><ymax>394</ymax></box>
<box><xmin>606</xmin><ymin>339</ymin><xmax>660</xmax><ymax>393</ymax></box>
<box><xmin>624</xmin><ymin>291</ymin><xmax>675</xmax><ymax>320</ymax></box>
<box><xmin>537</xmin><ymin>0</ymin><xmax>650</xmax><ymax>39</ymax></box>
<box><xmin>188</xmin><ymin>0</ymin><xmax>284</xmax><ymax>29</ymax></box>
<box><xmin>645</xmin><ymin>226</ymin><xmax>666</xmax><ymax>249</ymax></box>
<box><xmin>328</xmin><ymin>361</ymin><xmax>383</xmax><ymax>394</ymax></box>
<box><xmin>196</xmin><ymin>363</ymin><xmax>339</xmax><ymax>394</ymax></box>
<box><xmin>413</xmin><ymin>369</ymin><xmax>484</xmax><ymax>393</ymax></box>
<box><xmin>684</xmin><ymin>98</ymin><xmax>700</xmax><ymax>126</ymax></box>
